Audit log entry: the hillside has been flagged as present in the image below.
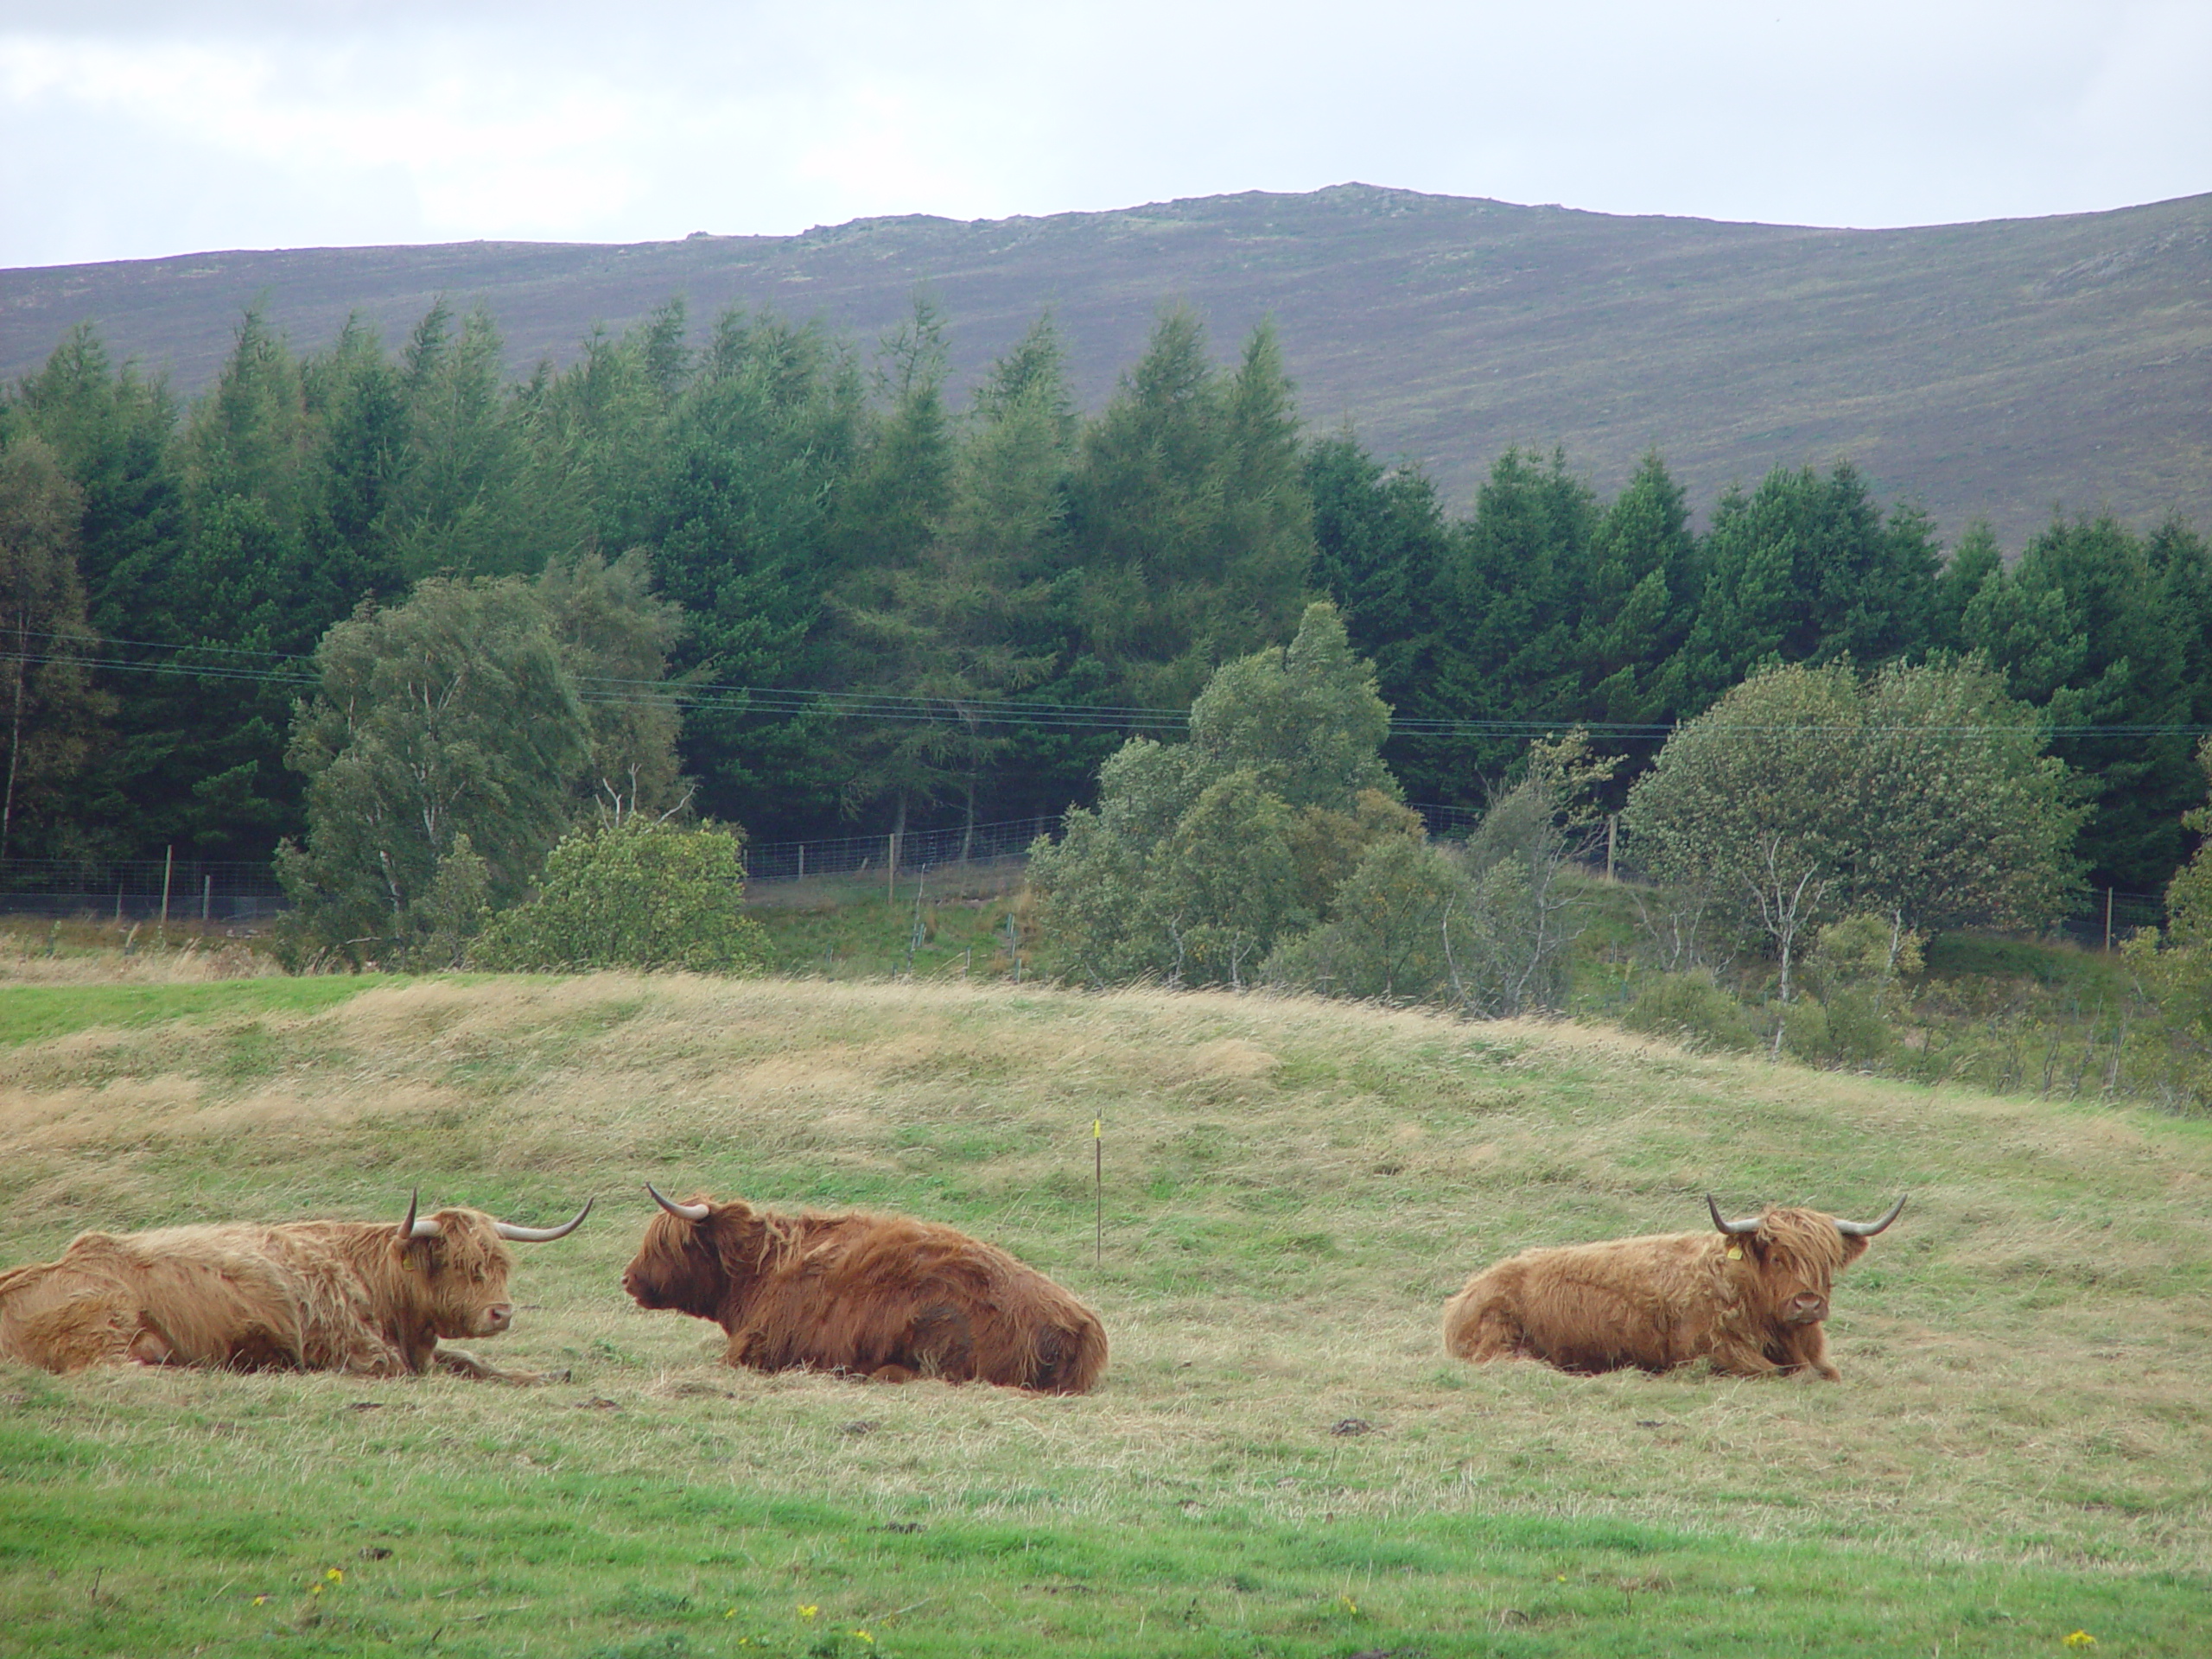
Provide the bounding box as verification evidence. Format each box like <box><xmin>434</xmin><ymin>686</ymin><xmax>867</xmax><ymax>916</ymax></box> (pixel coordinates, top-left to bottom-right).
<box><xmin>2</xmin><ymin>970</ymin><xmax>2207</xmax><ymax>1654</ymax></box>
<box><xmin>5</xmin><ymin>184</ymin><xmax>2210</xmax><ymax>547</ymax></box>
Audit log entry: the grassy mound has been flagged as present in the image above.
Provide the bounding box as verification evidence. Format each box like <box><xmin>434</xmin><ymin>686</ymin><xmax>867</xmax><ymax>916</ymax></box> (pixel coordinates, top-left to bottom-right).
<box><xmin>2</xmin><ymin>974</ymin><xmax>2206</xmax><ymax>1656</ymax></box>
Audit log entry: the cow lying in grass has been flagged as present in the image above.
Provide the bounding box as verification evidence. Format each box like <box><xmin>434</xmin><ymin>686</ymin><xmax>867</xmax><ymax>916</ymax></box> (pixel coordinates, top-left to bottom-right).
<box><xmin>623</xmin><ymin>1185</ymin><xmax>1108</xmax><ymax>1394</ymax></box>
<box><xmin>1443</xmin><ymin>1194</ymin><xmax>1906</xmax><ymax>1381</ymax></box>
<box><xmin>0</xmin><ymin>1192</ymin><xmax>591</xmax><ymax>1381</ymax></box>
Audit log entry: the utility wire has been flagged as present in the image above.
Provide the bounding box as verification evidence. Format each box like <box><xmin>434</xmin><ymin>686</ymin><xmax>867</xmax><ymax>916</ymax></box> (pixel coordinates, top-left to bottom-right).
<box><xmin>1</xmin><ymin>638</ymin><xmax>2206</xmax><ymax>741</ymax></box>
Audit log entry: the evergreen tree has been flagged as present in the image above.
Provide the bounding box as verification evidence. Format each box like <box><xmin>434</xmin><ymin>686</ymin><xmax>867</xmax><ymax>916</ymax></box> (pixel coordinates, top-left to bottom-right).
<box><xmin>147</xmin><ymin>307</ymin><xmax>337</xmax><ymax>857</ymax></box>
<box><xmin>1304</xmin><ymin>434</ymin><xmax>1451</xmax><ymax>714</ymax></box>
<box><xmin>1930</xmin><ymin>519</ymin><xmax>2003</xmax><ymax>653</ymax></box>
<box><xmin>0</xmin><ymin>434</ymin><xmax>109</xmax><ymax>859</ymax></box>
<box><xmin>1964</xmin><ymin>514</ymin><xmax>2193</xmax><ymax>890</ymax></box>
<box><xmin>821</xmin><ymin>298</ymin><xmax>962</xmax><ymax>836</ymax></box>
<box><xmin>1578</xmin><ymin>452</ymin><xmax>1701</xmax><ymax>732</ymax></box>
<box><xmin>377</xmin><ymin>304</ymin><xmax>548</xmax><ymax>579</ymax></box>
<box><xmin>633</xmin><ymin>307</ymin><xmax>866</xmax><ymax>836</ymax></box>
<box><xmin>1395</xmin><ymin>448</ymin><xmax>1596</xmax><ymax>801</ymax></box>
<box><xmin>1067</xmin><ymin>309</ymin><xmax>1312</xmax><ymax>710</ymax></box>
<box><xmin>829</xmin><ymin>316</ymin><xmax>1072</xmax><ymax>847</ymax></box>
<box><xmin>13</xmin><ymin>327</ymin><xmax>185</xmax><ymax>856</ymax></box>
<box><xmin>1669</xmin><ymin>463</ymin><xmax>1939</xmax><ymax>708</ymax></box>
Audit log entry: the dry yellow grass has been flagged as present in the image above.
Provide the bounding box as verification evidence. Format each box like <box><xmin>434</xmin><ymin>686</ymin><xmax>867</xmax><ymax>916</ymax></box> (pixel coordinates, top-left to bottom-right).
<box><xmin>0</xmin><ymin>921</ymin><xmax>276</xmax><ymax>985</ymax></box>
<box><xmin>3</xmin><ymin>971</ymin><xmax>2208</xmax><ymax>1584</ymax></box>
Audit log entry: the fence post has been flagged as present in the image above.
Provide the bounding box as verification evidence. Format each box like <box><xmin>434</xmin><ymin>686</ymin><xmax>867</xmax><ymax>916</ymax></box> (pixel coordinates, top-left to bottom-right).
<box><xmin>2105</xmin><ymin>887</ymin><xmax>2114</xmax><ymax>952</ymax></box>
<box><xmin>1605</xmin><ymin>814</ymin><xmax>1618</xmax><ymax>882</ymax></box>
<box><xmin>202</xmin><ymin>874</ymin><xmax>213</xmax><ymax>924</ymax></box>
<box><xmin>160</xmin><ymin>846</ymin><xmax>173</xmax><ymax>930</ymax></box>
<box><xmin>798</xmin><ymin>842</ymin><xmax>805</xmax><ymax>880</ymax></box>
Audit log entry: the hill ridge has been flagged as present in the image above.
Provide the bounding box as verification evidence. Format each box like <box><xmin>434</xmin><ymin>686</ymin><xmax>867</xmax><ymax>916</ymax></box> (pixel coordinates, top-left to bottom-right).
<box><xmin>6</xmin><ymin>183</ymin><xmax>2209</xmax><ymax>545</ymax></box>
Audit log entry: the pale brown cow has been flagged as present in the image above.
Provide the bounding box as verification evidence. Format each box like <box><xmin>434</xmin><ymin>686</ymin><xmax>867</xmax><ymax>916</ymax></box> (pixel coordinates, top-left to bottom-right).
<box><xmin>622</xmin><ymin>1185</ymin><xmax>1108</xmax><ymax>1394</ymax></box>
<box><xmin>0</xmin><ymin>1192</ymin><xmax>590</xmax><ymax>1381</ymax></box>
<box><xmin>1441</xmin><ymin>1194</ymin><xmax>1906</xmax><ymax>1381</ymax></box>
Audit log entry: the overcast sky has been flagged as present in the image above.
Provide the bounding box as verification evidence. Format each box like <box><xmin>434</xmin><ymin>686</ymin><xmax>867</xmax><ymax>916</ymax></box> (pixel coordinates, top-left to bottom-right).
<box><xmin>3</xmin><ymin>1</ymin><xmax>2208</xmax><ymax>270</ymax></box>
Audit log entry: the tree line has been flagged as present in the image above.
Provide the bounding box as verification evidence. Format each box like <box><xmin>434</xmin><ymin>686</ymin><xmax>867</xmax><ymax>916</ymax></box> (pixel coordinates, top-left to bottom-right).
<box><xmin>0</xmin><ymin>295</ymin><xmax>2203</xmax><ymax>899</ymax></box>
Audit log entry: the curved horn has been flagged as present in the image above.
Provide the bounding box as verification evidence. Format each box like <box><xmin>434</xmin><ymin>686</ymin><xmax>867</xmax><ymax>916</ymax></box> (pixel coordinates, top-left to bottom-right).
<box><xmin>400</xmin><ymin>1188</ymin><xmax>442</xmax><ymax>1240</ymax></box>
<box><xmin>493</xmin><ymin>1197</ymin><xmax>594</xmax><ymax>1243</ymax></box>
<box><xmin>1835</xmin><ymin>1195</ymin><xmax>1908</xmax><ymax>1238</ymax></box>
<box><xmin>1707</xmin><ymin>1193</ymin><xmax>1764</xmax><ymax>1236</ymax></box>
<box><xmin>645</xmin><ymin>1183</ymin><xmax>710</xmax><ymax>1224</ymax></box>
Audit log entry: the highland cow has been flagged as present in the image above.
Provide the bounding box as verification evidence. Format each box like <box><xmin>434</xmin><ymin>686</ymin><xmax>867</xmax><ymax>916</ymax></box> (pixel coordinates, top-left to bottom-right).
<box><xmin>623</xmin><ymin>1185</ymin><xmax>1108</xmax><ymax>1393</ymax></box>
<box><xmin>0</xmin><ymin>1192</ymin><xmax>591</xmax><ymax>1380</ymax></box>
<box><xmin>1442</xmin><ymin>1194</ymin><xmax>1906</xmax><ymax>1381</ymax></box>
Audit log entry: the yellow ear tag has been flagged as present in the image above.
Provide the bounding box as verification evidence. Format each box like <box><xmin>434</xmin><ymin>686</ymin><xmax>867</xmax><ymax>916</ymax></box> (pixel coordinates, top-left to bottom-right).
<box><xmin>1726</xmin><ymin>1246</ymin><xmax>1743</xmax><ymax>1260</ymax></box>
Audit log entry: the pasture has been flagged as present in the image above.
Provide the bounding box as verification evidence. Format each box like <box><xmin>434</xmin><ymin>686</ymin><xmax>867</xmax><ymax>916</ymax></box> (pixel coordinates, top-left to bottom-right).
<box><xmin>1</xmin><ymin>969</ymin><xmax>2207</xmax><ymax>1656</ymax></box>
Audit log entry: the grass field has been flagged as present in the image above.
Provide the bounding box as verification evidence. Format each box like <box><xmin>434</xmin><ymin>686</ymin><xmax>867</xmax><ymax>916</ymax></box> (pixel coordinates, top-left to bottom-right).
<box><xmin>2</xmin><ymin>970</ymin><xmax>2208</xmax><ymax>1656</ymax></box>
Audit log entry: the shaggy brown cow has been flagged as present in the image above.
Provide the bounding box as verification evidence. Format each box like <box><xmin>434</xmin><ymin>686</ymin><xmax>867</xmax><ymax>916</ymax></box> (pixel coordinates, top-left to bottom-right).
<box><xmin>0</xmin><ymin>1192</ymin><xmax>590</xmax><ymax>1380</ymax></box>
<box><xmin>1442</xmin><ymin>1194</ymin><xmax>1906</xmax><ymax>1381</ymax></box>
<box><xmin>622</xmin><ymin>1185</ymin><xmax>1108</xmax><ymax>1394</ymax></box>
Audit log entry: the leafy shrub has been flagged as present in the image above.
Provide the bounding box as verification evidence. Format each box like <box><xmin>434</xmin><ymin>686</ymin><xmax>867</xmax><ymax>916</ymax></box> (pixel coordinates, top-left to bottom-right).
<box><xmin>1264</xmin><ymin>833</ymin><xmax>1465</xmax><ymax>1000</ymax></box>
<box><xmin>474</xmin><ymin>820</ymin><xmax>768</xmax><ymax>974</ymax></box>
<box><xmin>1621</xmin><ymin>970</ymin><xmax>1758</xmax><ymax>1051</ymax></box>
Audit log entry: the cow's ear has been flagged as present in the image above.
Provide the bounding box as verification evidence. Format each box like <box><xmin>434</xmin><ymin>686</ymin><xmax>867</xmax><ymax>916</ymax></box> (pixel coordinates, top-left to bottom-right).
<box><xmin>395</xmin><ymin>1234</ymin><xmax>435</xmax><ymax>1274</ymax></box>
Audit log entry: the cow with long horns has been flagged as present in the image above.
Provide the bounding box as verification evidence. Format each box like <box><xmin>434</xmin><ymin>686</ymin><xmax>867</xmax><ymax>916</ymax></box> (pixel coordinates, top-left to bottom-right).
<box><xmin>1442</xmin><ymin>1194</ymin><xmax>1906</xmax><ymax>1381</ymax></box>
<box><xmin>623</xmin><ymin>1185</ymin><xmax>1108</xmax><ymax>1394</ymax></box>
<box><xmin>0</xmin><ymin>1192</ymin><xmax>591</xmax><ymax>1380</ymax></box>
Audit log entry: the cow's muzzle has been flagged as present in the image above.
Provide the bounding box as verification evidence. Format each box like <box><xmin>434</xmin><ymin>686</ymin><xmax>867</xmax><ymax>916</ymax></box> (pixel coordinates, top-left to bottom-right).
<box><xmin>1783</xmin><ymin>1292</ymin><xmax>1828</xmax><ymax>1325</ymax></box>
<box><xmin>476</xmin><ymin>1303</ymin><xmax>515</xmax><ymax>1335</ymax></box>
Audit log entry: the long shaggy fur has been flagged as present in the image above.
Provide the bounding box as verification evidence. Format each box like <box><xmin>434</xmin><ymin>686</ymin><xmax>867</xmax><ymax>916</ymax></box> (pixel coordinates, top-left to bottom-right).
<box><xmin>0</xmin><ymin>1208</ymin><xmax>523</xmax><ymax>1377</ymax></box>
<box><xmin>622</xmin><ymin>1196</ymin><xmax>1109</xmax><ymax>1394</ymax></box>
<box><xmin>1441</xmin><ymin>1205</ymin><xmax>1882</xmax><ymax>1381</ymax></box>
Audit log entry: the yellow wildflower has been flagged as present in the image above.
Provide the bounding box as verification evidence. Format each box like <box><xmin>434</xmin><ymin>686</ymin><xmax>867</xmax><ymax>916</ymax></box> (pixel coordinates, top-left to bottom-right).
<box><xmin>855</xmin><ymin>1632</ymin><xmax>874</xmax><ymax>1644</ymax></box>
<box><xmin>251</xmin><ymin>1595</ymin><xmax>268</xmax><ymax>1606</ymax></box>
<box><xmin>798</xmin><ymin>1604</ymin><xmax>818</xmax><ymax>1620</ymax></box>
<box><xmin>2064</xmin><ymin>1636</ymin><xmax>2097</xmax><ymax>1649</ymax></box>
<box><xmin>1338</xmin><ymin>1594</ymin><xmax>1358</xmax><ymax>1614</ymax></box>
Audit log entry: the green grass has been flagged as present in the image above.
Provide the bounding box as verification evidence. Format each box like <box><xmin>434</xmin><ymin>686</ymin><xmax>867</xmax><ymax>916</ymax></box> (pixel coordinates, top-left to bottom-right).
<box><xmin>3</xmin><ymin>973</ymin><xmax>2209</xmax><ymax>1656</ymax></box>
<box><xmin>749</xmin><ymin>872</ymin><xmax>1046</xmax><ymax>984</ymax></box>
<box><xmin>0</xmin><ymin>975</ymin><xmax>395</xmax><ymax>1046</ymax></box>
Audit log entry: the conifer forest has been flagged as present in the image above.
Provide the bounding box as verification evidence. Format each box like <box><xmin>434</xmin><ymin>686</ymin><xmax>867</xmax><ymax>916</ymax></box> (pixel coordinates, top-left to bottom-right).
<box><xmin>0</xmin><ymin>295</ymin><xmax>2203</xmax><ymax>912</ymax></box>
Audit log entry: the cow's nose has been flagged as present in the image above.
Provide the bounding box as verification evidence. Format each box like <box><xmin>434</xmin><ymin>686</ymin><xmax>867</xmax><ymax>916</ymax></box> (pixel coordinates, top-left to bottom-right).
<box><xmin>1790</xmin><ymin>1293</ymin><xmax>1827</xmax><ymax>1321</ymax></box>
<box><xmin>484</xmin><ymin>1303</ymin><xmax>514</xmax><ymax>1331</ymax></box>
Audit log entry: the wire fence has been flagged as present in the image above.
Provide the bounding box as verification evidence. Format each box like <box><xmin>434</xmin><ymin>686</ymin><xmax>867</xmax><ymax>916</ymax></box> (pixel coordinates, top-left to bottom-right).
<box><xmin>2056</xmin><ymin>889</ymin><xmax>2165</xmax><ymax>950</ymax></box>
<box><xmin>741</xmin><ymin>816</ymin><xmax>1063</xmax><ymax>887</ymax></box>
<box><xmin>0</xmin><ymin>857</ymin><xmax>289</xmax><ymax>924</ymax></box>
<box><xmin>0</xmin><ymin>822</ymin><xmax>2172</xmax><ymax>953</ymax></box>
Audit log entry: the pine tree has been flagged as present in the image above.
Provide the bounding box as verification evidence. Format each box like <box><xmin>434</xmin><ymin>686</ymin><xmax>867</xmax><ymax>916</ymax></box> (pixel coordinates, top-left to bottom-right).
<box><xmin>14</xmin><ymin>326</ymin><xmax>184</xmax><ymax>855</ymax></box>
<box><xmin>0</xmin><ymin>434</ymin><xmax>110</xmax><ymax>860</ymax></box>
<box><xmin>1068</xmin><ymin>309</ymin><xmax>1313</xmax><ymax>710</ymax></box>
<box><xmin>1397</xmin><ymin>448</ymin><xmax>1595</xmax><ymax>801</ymax></box>
<box><xmin>635</xmin><ymin>307</ymin><xmax>866</xmax><ymax>836</ymax></box>
<box><xmin>1964</xmin><ymin>514</ymin><xmax>2193</xmax><ymax>890</ymax></box>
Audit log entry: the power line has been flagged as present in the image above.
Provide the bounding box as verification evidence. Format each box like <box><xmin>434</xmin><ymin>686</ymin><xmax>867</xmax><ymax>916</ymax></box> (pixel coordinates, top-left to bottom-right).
<box><xmin>2</xmin><ymin>638</ymin><xmax>2207</xmax><ymax>741</ymax></box>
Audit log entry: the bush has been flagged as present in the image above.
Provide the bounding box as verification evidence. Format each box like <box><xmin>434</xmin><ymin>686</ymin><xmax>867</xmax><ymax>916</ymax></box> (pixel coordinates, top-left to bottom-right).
<box><xmin>1621</xmin><ymin>970</ymin><xmax>1758</xmax><ymax>1052</ymax></box>
<box><xmin>473</xmin><ymin>821</ymin><xmax>768</xmax><ymax>974</ymax></box>
<box><xmin>1264</xmin><ymin>834</ymin><xmax>1466</xmax><ymax>1000</ymax></box>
